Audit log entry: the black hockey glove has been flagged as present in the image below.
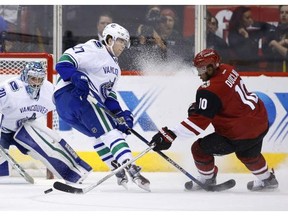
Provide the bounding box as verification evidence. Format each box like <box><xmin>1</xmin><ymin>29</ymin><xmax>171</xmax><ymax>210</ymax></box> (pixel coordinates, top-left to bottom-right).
<box><xmin>71</xmin><ymin>72</ymin><xmax>89</xmax><ymax>100</ymax></box>
<box><xmin>115</xmin><ymin>110</ymin><xmax>134</xmax><ymax>135</ymax></box>
<box><xmin>188</xmin><ymin>102</ymin><xmax>197</xmax><ymax>117</ymax></box>
<box><xmin>150</xmin><ymin>127</ymin><xmax>177</xmax><ymax>151</ymax></box>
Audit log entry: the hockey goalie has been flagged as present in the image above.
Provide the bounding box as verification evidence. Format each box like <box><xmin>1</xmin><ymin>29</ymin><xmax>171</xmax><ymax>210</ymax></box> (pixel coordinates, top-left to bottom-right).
<box><xmin>0</xmin><ymin>61</ymin><xmax>92</xmax><ymax>184</ymax></box>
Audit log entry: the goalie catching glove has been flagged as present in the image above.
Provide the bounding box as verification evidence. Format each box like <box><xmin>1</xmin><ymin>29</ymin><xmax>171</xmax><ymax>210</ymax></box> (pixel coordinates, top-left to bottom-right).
<box><xmin>150</xmin><ymin>127</ymin><xmax>177</xmax><ymax>151</ymax></box>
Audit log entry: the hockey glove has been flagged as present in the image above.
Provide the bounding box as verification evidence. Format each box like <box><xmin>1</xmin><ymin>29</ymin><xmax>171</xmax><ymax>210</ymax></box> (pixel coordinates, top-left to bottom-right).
<box><xmin>16</xmin><ymin>113</ymin><xmax>37</xmax><ymax>128</ymax></box>
<box><xmin>150</xmin><ymin>127</ymin><xmax>177</xmax><ymax>151</ymax></box>
<box><xmin>188</xmin><ymin>102</ymin><xmax>197</xmax><ymax>116</ymax></box>
<box><xmin>115</xmin><ymin>110</ymin><xmax>134</xmax><ymax>135</ymax></box>
<box><xmin>71</xmin><ymin>72</ymin><xmax>89</xmax><ymax>100</ymax></box>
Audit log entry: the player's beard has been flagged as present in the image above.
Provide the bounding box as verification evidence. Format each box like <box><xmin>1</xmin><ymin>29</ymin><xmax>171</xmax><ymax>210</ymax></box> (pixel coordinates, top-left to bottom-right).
<box><xmin>200</xmin><ymin>72</ymin><xmax>213</xmax><ymax>81</ymax></box>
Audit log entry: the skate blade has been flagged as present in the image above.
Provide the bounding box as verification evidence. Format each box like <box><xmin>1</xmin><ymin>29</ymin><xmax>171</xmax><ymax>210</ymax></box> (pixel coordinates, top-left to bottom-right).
<box><xmin>133</xmin><ymin>179</ymin><xmax>151</xmax><ymax>192</ymax></box>
<box><xmin>119</xmin><ymin>182</ymin><xmax>128</xmax><ymax>190</ymax></box>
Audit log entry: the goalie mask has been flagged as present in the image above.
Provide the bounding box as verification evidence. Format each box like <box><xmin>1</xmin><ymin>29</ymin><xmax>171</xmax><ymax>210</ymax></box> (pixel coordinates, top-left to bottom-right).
<box><xmin>20</xmin><ymin>61</ymin><xmax>46</xmax><ymax>100</ymax></box>
<box><xmin>102</xmin><ymin>23</ymin><xmax>130</xmax><ymax>49</ymax></box>
<box><xmin>193</xmin><ymin>49</ymin><xmax>221</xmax><ymax>75</ymax></box>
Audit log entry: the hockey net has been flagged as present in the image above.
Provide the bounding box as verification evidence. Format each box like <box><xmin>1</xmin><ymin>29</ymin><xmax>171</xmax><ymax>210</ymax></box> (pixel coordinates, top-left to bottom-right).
<box><xmin>0</xmin><ymin>53</ymin><xmax>56</xmax><ymax>178</ymax></box>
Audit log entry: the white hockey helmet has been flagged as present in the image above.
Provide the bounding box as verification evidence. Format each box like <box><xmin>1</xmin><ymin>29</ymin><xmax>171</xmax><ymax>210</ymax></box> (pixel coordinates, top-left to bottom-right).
<box><xmin>102</xmin><ymin>23</ymin><xmax>130</xmax><ymax>48</ymax></box>
<box><xmin>20</xmin><ymin>61</ymin><xmax>46</xmax><ymax>100</ymax></box>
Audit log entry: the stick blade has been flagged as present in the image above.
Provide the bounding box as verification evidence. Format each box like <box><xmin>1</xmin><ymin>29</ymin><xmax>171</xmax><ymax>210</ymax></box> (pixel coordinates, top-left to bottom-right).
<box><xmin>23</xmin><ymin>173</ymin><xmax>34</xmax><ymax>184</ymax></box>
<box><xmin>53</xmin><ymin>181</ymin><xmax>84</xmax><ymax>194</ymax></box>
<box><xmin>206</xmin><ymin>179</ymin><xmax>236</xmax><ymax>192</ymax></box>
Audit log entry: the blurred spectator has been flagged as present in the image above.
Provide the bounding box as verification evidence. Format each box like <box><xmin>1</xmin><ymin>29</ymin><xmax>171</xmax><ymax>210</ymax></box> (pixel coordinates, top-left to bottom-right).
<box><xmin>95</xmin><ymin>12</ymin><xmax>113</xmax><ymax>41</ymax></box>
<box><xmin>136</xmin><ymin>6</ymin><xmax>167</xmax><ymax>60</ymax></box>
<box><xmin>158</xmin><ymin>8</ymin><xmax>186</xmax><ymax>62</ymax></box>
<box><xmin>0</xmin><ymin>5</ymin><xmax>50</xmax><ymax>53</ymax></box>
<box><xmin>228</xmin><ymin>6</ymin><xmax>259</xmax><ymax>71</ymax></box>
<box><xmin>228</xmin><ymin>6</ymin><xmax>274</xmax><ymax>72</ymax></box>
<box><xmin>0</xmin><ymin>15</ymin><xmax>7</xmax><ymax>52</ymax></box>
<box><xmin>0</xmin><ymin>6</ymin><xmax>20</xmax><ymax>52</ymax></box>
<box><xmin>0</xmin><ymin>6</ymin><xmax>20</xmax><ymax>33</ymax></box>
<box><xmin>206</xmin><ymin>14</ymin><xmax>230</xmax><ymax>63</ymax></box>
<box><xmin>263</xmin><ymin>5</ymin><xmax>288</xmax><ymax>72</ymax></box>
<box><xmin>63</xmin><ymin>11</ymin><xmax>113</xmax><ymax>51</ymax></box>
<box><xmin>123</xmin><ymin>6</ymin><xmax>188</xmax><ymax>71</ymax></box>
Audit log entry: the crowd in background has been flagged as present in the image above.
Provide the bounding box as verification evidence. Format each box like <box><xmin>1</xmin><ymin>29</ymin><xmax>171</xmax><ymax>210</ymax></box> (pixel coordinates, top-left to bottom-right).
<box><xmin>0</xmin><ymin>5</ymin><xmax>288</xmax><ymax>73</ymax></box>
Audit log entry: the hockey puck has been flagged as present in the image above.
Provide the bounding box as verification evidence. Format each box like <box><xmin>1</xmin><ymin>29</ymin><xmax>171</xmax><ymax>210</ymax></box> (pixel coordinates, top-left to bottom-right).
<box><xmin>44</xmin><ymin>188</ymin><xmax>53</xmax><ymax>194</ymax></box>
<box><xmin>184</xmin><ymin>181</ymin><xmax>193</xmax><ymax>190</ymax></box>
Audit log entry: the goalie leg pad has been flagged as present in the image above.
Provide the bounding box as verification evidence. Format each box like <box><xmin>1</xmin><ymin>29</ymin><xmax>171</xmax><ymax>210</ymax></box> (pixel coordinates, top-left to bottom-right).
<box><xmin>58</xmin><ymin>138</ymin><xmax>92</xmax><ymax>183</ymax></box>
<box><xmin>0</xmin><ymin>132</ymin><xmax>29</xmax><ymax>154</ymax></box>
<box><xmin>14</xmin><ymin>124</ymin><xmax>92</xmax><ymax>183</ymax></box>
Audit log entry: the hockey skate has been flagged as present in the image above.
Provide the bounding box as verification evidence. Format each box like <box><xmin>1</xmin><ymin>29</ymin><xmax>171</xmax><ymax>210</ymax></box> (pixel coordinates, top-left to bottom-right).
<box><xmin>123</xmin><ymin>159</ymin><xmax>150</xmax><ymax>192</ymax></box>
<box><xmin>247</xmin><ymin>169</ymin><xmax>279</xmax><ymax>191</ymax></box>
<box><xmin>185</xmin><ymin>166</ymin><xmax>218</xmax><ymax>191</ymax></box>
<box><xmin>111</xmin><ymin>160</ymin><xmax>128</xmax><ymax>189</ymax></box>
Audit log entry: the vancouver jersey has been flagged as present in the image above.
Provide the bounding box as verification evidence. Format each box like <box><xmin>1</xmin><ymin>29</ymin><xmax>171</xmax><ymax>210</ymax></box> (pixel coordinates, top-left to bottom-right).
<box><xmin>0</xmin><ymin>77</ymin><xmax>55</xmax><ymax>132</ymax></box>
<box><xmin>173</xmin><ymin>64</ymin><xmax>268</xmax><ymax>140</ymax></box>
<box><xmin>54</xmin><ymin>39</ymin><xmax>121</xmax><ymax>103</ymax></box>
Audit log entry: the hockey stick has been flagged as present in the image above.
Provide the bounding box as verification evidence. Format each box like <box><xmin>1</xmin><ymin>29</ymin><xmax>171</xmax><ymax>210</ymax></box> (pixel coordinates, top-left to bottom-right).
<box><xmin>0</xmin><ymin>113</ymin><xmax>34</xmax><ymax>184</ymax></box>
<box><xmin>131</xmin><ymin>132</ymin><xmax>236</xmax><ymax>192</ymax></box>
<box><xmin>87</xmin><ymin>92</ymin><xmax>236</xmax><ymax>192</ymax></box>
<box><xmin>0</xmin><ymin>144</ymin><xmax>34</xmax><ymax>184</ymax></box>
<box><xmin>53</xmin><ymin>144</ymin><xmax>154</xmax><ymax>194</ymax></box>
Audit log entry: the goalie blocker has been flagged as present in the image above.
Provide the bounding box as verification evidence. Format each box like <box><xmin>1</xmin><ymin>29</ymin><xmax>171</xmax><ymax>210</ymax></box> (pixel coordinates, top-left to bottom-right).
<box><xmin>13</xmin><ymin>122</ymin><xmax>92</xmax><ymax>184</ymax></box>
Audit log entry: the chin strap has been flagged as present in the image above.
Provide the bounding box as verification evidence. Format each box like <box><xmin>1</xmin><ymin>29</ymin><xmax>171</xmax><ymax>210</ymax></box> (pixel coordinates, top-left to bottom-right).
<box><xmin>106</xmin><ymin>40</ymin><xmax>115</xmax><ymax>56</ymax></box>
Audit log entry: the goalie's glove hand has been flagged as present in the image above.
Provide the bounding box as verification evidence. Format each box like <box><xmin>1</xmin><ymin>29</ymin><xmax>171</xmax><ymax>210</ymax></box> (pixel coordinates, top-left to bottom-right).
<box><xmin>16</xmin><ymin>118</ymin><xmax>29</xmax><ymax>128</ymax></box>
<box><xmin>150</xmin><ymin>127</ymin><xmax>177</xmax><ymax>151</ymax></box>
<box><xmin>188</xmin><ymin>102</ymin><xmax>197</xmax><ymax>117</ymax></box>
<box><xmin>71</xmin><ymin>72</ymin><xmax>89</xmax><ymax>100</ymax></box>
<box><xmin>16</xmin><ymin>114</ymin><xmax>37</xmax><ymax>128</ymax></box>
<box><xmin>115</xmin><ymin>110</ymin><xmax>134</xmax><ymax>135</ymax></box>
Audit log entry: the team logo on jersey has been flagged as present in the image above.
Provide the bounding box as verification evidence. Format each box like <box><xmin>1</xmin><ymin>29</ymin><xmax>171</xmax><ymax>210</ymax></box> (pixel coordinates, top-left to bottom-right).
<box><xmin>91</xmin><ymin>127</ymin><xmax>97</xmax><ymax>133</ymax></box>
<box><xmin>100</xmin><ymin>79</ymin><xmax>115</xmax><ymax>98</ymax></box>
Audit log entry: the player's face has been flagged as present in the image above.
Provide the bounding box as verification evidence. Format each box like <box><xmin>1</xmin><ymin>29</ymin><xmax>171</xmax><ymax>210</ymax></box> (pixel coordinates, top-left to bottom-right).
<box><xmin>28</xmin><ymin>76</ymin><xmax>44</xmax><ymax>88</ymax></box>
<box><xmin>112</xmin><ymin>38</ymin><xmax>127</xmax><ymax>57</ymax></box>
<box><xmin>280</xmin><ymin>6</ymin><xmax>288</xmax><ymax>24</ymax></box>
<box><xmin>198</xmin><ymin>65</ymin><xmax>214</xmax><ymax>81</ymax></box>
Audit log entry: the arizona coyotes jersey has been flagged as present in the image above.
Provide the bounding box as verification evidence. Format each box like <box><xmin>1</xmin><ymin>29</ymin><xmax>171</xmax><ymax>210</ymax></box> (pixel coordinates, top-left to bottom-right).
<box><xmin>55</xmin><ymin>39</ymin><xmax>121</xmax><ymax>103</ymax></box>
<box><xmin>0</xmin><ymin>77</ymin><xmax>55</xmax><ymax>132</ymax></box>
<box><xmin>173</xmin><ymin>64</ymin><xmax>268</xmax><ymax>140</ymax></box>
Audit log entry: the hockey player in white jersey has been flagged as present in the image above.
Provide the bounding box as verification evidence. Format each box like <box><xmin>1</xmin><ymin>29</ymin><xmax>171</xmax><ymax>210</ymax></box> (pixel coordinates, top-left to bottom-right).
<box><xmin>0</xmin><ymin>61</ymin><xmax>92</xmax><ymax>183</ymax></box>
<box><xmin>53</xmin><ymin>23</ymin><xmax>150</xmax><ymax>191</ymax></box>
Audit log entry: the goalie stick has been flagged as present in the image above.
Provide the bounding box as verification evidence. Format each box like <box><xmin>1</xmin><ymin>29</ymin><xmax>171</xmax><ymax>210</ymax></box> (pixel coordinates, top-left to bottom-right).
<box><xmin>0</xmin><ymin>144</ymin><xmax>34</xmax><ymax>184</ymax></box>
<box><xmin>52</xmin><ymin>144</ymin><xmax>155</xmax><ymax>194</ymax></box>
<box><xmin>87</xmin><ymin>91</ymin><xmax>236</xmax><ymax>192</ymax></box>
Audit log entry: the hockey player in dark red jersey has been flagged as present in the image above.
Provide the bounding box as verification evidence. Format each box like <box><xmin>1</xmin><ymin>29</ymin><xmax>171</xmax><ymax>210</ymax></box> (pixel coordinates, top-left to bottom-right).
<box><xmin>150</xmin><ymin>48</ymin><xmax>279</xmax><ymax>191</ymax></box>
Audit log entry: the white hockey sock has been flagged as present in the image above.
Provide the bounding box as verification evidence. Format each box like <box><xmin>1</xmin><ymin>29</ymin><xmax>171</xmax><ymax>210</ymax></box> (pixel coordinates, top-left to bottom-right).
<box><xmin>93</xmin><ymin>138</ymin><xmax>115</xmax><ymax>170</ymax></box>
<box><xmin>100</xmin><ymin>129</ymin><xmax>133</xmax><ymax>165</ymax></box>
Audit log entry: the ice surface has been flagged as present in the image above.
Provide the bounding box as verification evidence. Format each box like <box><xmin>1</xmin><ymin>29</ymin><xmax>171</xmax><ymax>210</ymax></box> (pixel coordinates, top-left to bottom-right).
<box><xmin>0</xmin><ymin>168</ymin><xmax>287</xmax><ymax>214</ymax></box>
